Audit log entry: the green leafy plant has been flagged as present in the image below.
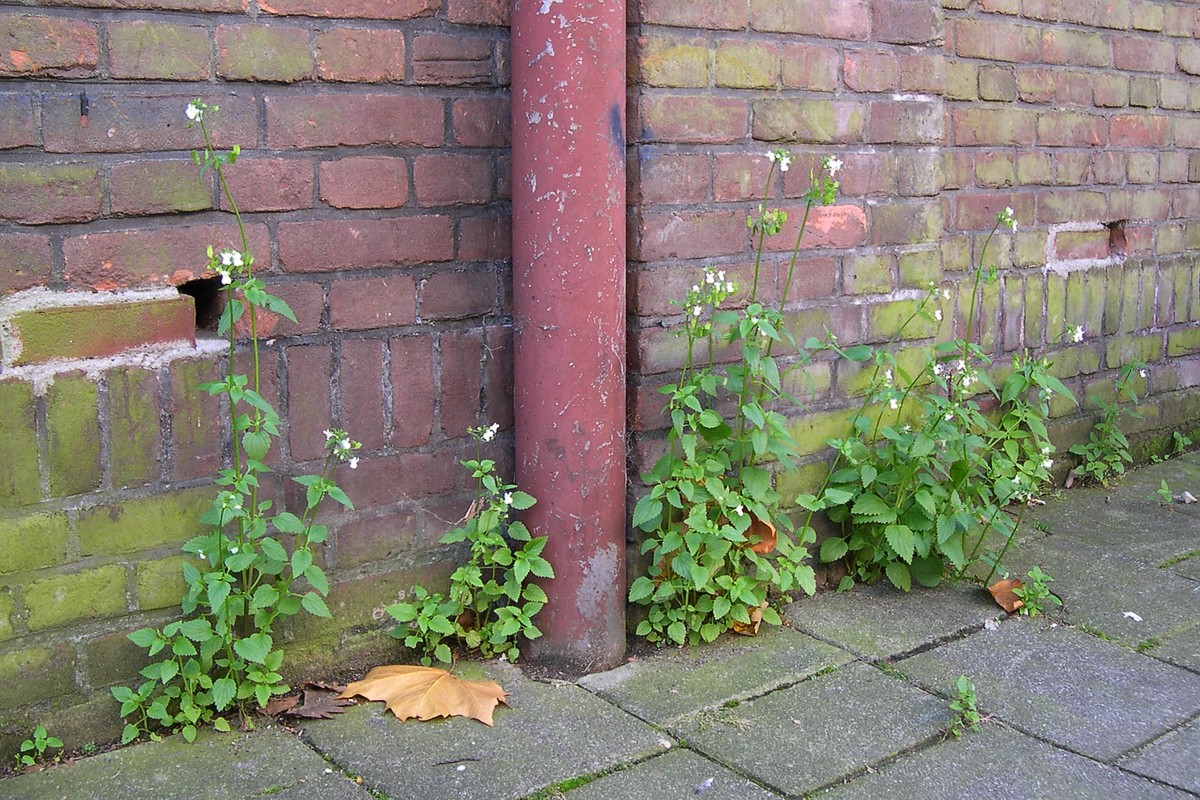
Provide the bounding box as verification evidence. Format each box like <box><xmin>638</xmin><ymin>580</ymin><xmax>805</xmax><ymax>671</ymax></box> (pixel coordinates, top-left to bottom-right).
<box><xmin>1172</xmin><ymin>430</ymin><xmax>1193</xmax><ymax>455</ymax></box>
<box><xmin>629</xmin><ymin>151</ymin><xmax>837</xmax><ymax>645</ymax></box>
<box><xmin>15</xmin><ymin>726</ymin><xmax>62</xmax><ymax>768</ymax></box>
<box><xmin>948</xmin><ymin>675</ymin><xmax>981</xmax><ymax>737</ymax></box>
<box><xmin>1155</xmin><ymin>480</ymin><xmax>1173</xmax><ymax>504</ymax></box>
<box><xmin>1012</xmin><ymin>566</ymin><xmax>1061</xmax><ymax>616</ymax></box>
<box><xmin>1069</xmin><ymin>361</ymin><xmax>1146</xmax><ymax>486</ymax></box>
<box><xmin>388</xmin><ymin>424</ymin><xmax>552</xmax><ymax>665</ymax></box>
<box><xmin>114</xmin><ymin>101</ymin><xmax>357</xmax><ymax>745</ymax></box>
<box><xmin>808</xmin><ymin>210</ymin><xmax>1074</xmax><ymax>592</ymax></box>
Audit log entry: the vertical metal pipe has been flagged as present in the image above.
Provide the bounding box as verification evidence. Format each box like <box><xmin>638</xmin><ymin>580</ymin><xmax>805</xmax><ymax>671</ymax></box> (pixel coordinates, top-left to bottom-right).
<box><xmin>511</xmin><ymin>0</ymin><xmax>626</xmax><ymax>673</ymax></box>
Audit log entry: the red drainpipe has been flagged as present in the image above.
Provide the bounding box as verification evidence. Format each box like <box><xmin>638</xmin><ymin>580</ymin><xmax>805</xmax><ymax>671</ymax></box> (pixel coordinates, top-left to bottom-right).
<box><xmin>511</xmin><ymin>0</ymin><xmax>627</xmax><ymax>673</ymax></box>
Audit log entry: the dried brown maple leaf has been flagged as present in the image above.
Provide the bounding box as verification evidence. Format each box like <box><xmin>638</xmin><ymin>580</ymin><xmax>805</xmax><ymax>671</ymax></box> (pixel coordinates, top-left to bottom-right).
<box><xmin>731</xmin><ymin>602</ymin><xmax>767</xmax><ymax>636</ymax></box>
<box><xmin>747</xmin><ymin>513</ymin><xmax>777</xmax><ymax>555</ymax></box>
<box><xmin>988</xmin><ymin>578</ymin><xmax>1025</xmax><ymax>614</ymax></box>
<box><xmin>263</xmin><ymin>694</ymin><xmax>300</xmax><ymax>717</ymax></box>
<box><xmin>340</xmin><ymin>665</ymin><xmax>508</xmax><ymax>726</ymax></box>
<box><xmin>287</xmin><ymin>686</ymin><xmax>354</xmax><ymax>719</ymax></box>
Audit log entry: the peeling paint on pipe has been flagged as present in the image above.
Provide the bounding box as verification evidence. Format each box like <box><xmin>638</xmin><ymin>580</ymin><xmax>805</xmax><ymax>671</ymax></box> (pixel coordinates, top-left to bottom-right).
<box><xmin>512</xmin><ymin>0</ymin><xmax>627</xmax><ymax>674</ymax></box>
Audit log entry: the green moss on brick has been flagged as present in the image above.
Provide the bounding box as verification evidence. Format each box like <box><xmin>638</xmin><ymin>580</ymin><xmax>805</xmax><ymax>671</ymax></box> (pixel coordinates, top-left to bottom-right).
<box><xmin>107</xmin><ymin>367</ymin><xmax>161</xmax><ymax>489</ymax></box>
<box><xmin>844</xmin><ymin>253</ymin><xmax>893</xmax><ymax>294</ymax></box>
<box><xmin>716</xmin><ymin>43</ymin><xmax>778</xmax><ymax>89</ymax></box>
<box><xmin>1106</xmin><ymin>335</ymin><xmax>1163</xmax><ymax>369</ymax></box>
<box><xmin>868</xmin><ymin>299</ymin><xmax>940</xmax><ymax>341</ymax></box>
<box><xmin>25</xmin><ymin>565</ymin><xmax>127</xmax><ymax>632</ymax></box>
<box><xmin>84</xmin><ymin>630</ymin><xmax>154</xmax><ymax>688</ymax></box>
<box><xmin>788</xmin><ymin>408</ymin><xmax>856</xmax><ymax>456</ymax></box>
<box><xmin>136</xmin><ymin>555</ymin><xmax>188</xmax><ymax>611</ymax></box>
<box><xmin>753</xmin><ymin>98</ymin><xmax>865</xmax><ymax>143</ymax></box>
<box><xmin>1048</xmin><ymin>344</ymin><xmax>1101</xmax><ymax>380</ymax></box>
<box><xmin>0</xmin><ymin>512</ymin><xmax>70</xmax><ymax>575</ymax></box>
<box><xmin>77</xmin><ymin>486</ymin><xmax>213</xmax><ymax>557</ymax></box>
<box><xmin>1168</xmin><ymin>326</ymin><xmax>1200</xmax><ymax>357</ymax></box>
<box><xmin>218</xmin><ymin>25</ymin><xmax>313</xmax><ymax>82</ymax></box>
<box><xmin>0</xmin><ymin>379</ymin><xmax>40</xmax><ymax>507</ymax></box>
<box><xmin>0</xmin><ymin>644</ymin><xmax>76</xmax><ymax>709</ymax></box>
<box><xmin>0</xmin><ymin>590</ymin><xmax>13</xmax><ymax>642</ymax></box>
<box><xmin>7</xmin><ymin>296</ymin><xmax>195</xmax><ymax>366</ymax></box>
<box><xmin>898</xmin><ymin>249</ymin><xmax>942</xmax><ymax>288</ymax></box>
<box><xmin>1023</xmin><ymin>272</ymin><xmax>1044</xmax><ymax>347</ymax></box>
<box><xmin>774</xmin><ymin>461</ymin><xmax>829</xmax><ymax>503</ymax></box>
<box><xmin>640</xmin><ymin>38</ymin><xmax>709</xmax><ymax>87</ymax></box>
<box><xmin>45</xmin><ymin>374</ymin><xmax>101</xmax><ymax>498</ymax></box>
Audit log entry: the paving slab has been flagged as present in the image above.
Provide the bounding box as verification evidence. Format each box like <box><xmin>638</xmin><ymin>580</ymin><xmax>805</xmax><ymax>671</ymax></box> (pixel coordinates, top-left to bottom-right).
<box><xmin>0</xmin><ymin>727</ymin><xmax>370</xmax><ymax>800</ymax></box>
<box><xmin>815</xmin><ymin>724</ymin><xmax>1191</xmax><ymax>799</ymax></box>
<box><xmin>1149</xmin><ymin>623</ymin><xmax>1200</xmax><ymax>673</ymax></box>
<box><xmin>576</xmin><ymin>627</ymin><xmax>851</xmax><ymax>725</ymax></box>
<box><xmin>896</xmin><ymin>619</ymin><xmax>1200</xmax><ymax>762</ymax></box>
<box><xmin>999</xmin><ymin>534</ymin><xmax>1200</xmax><ymax>647</ymax></box>
<box><xmin>1168</xmin><ymin>554</ymin><xmax>1200</xmax><ymax>582</ymax></box>
<box><xmin>299</xmin><ymin>661</ymin><xmax>670</xmax><ymax>800</ymax></box>
<box><xmin>671</xmin><ymin>662</ymin><xmax>947</xmax><ymax>796</ymax></box>
<box><xmin>1120</xmin><ymin>718</ymin><xmax>1200</xmax><ymax>795</ymax></box>
<box><xmin>784</xmin><ymin>582</ymin><xmax>1003</xmax><ymax>661</ymax></box>
<box><xmin>562</xmin><ymin>749</ymin><xmax>783</xmax><ymax>800</ymax></box>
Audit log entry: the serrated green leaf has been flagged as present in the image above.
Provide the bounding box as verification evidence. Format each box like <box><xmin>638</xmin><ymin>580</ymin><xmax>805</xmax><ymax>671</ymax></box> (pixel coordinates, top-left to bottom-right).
<box><xmin>819</xmin><ymin>537</ymin><xmax>849</xmax><ymax>563</ymax></box>
<box><xmin>885</xmin><ymin>561</ymin><xmax>912</xmax><ymax>592</ymax></box>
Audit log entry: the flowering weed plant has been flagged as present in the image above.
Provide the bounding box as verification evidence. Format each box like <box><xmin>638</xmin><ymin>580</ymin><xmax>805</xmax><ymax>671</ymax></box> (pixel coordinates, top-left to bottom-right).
<box><xmin>1068</xmin><ymin>361</ymin><xmax>1147</xmax><ymax>486</ymax></box>
<box><xmin>114</xmin><ymin>102</ymin><xmax>358</xmax><ymax>744</ymax></box>
<box><xmin>387</xmin><ymin>424</ymin><xmax>552</xmax><ymax>665</ymax></box>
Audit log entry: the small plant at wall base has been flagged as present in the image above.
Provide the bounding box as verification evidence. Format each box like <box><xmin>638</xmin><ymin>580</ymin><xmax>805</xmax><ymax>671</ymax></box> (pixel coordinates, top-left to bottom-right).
<box><xmin>1068</xmin><ymin>361</ymin><xmax>1147</xmax><ymax>487</ymax></box>
<box><xmin>805</xmin><ymin>209</ymin><xmax>1076</xmax><ymax>592</ymax></box>
<box><xmin>15</xmin><ymin>726</ymin><xmax>62</xmax><ymax>768</ymax></box>
<box><xmin>114</xmin><ymin>101</ymin><xmax>359</xmax><ymax>744</ymax></box>
<box><xmin>629</xmin><ymin>151</ymin><xmax>837</xmax><ymax>645</ymax></box>
<box><xmin>388</xmin><ymin>423</ymin><xmax>552</xmax><ymax>665</ymax></box>
<box><xmin>949</xmin><ymin>675</ymin><xmax>981</xmax><ymax>737</ymax></box>
<box><xmin>1011</xmin><ymin>566</ymin><xmax>1061</xmax><ymax>617</ymax></box>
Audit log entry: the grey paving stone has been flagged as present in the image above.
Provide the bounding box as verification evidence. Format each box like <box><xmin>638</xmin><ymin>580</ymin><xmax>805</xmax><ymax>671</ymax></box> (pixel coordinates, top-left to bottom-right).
<box><xmin>784</xmin><ymin>582</ymin><xmax>1003</xmax><ymax>661</ymax></box>
<box><xmin>999</xmin><ymin>534</ymin><xmax>1200</xmax><ymax>647</ymax></box>
<box><xmin>562</xmin><ymin>749</ymin><xmax>783</xmax><ymax>800</ymax></box>
<box><xmin>815</xmin><ymin>724</ymin><xmax>1192</xmax><ymax>800</ymax></box>
<box><xmin>299</xmin><ymin>661</ymin><xmax>670</xmax><ymax>800</ymax></box>
<box><xmin>577</xmin><ymin>627</ymin><xmax>851</xmax><ymax>725</ymax></box>
<box><xmin>1149</xmin><ymin>623</ymin><xmax>1200</xmax><ymax>673</ymax></box>
<box><xmin>1120</xmin><ymin>718</ymin><xmax>1200</xmax><ymax>794</ymax></box>
<box><xmin>671</xmin><ymin>662</ymin><xmax>947</xmax><ymax>796</ymax></box>
<box><xmin>896</xmin><ymin>620</ymin><xmax>1200</xmax><ymax>762</ymax></box>
<box><xmin>1168</xmin><ymin>554</ymin><xmax>1200</xmax><ymax>582</ymax></box>
<box><xmin>0</xmin><ymin>727</ymin><xmax>369</xmax><ymax>800</ymax></box>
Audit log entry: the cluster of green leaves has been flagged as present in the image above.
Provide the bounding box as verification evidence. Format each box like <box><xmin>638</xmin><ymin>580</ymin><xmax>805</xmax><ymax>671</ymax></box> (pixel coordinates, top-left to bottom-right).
<box><xmin>629</xmin><ymin>152</ymin><xmax>838</xmax><ymax>645</ymax></box>
<box><xmin>949</xmin><ymin>675</ymin><xmax>981</xmax><ymax>737</ymax></box>
<box><xmin>1013</xmin><ymin>566</ymin><xmax>1061</xmax><ymax>616</ymax></box>
<box><xmin>808</xmin><ymin>213</ymin><xmax>1073</xmax><ymax>592</ymax></box>
<box><xmin>15</xmin><ymin>726</ymin><xmax>62</xmax><ymax>768</ymax></box>
<box><xmin>388</xmin><ymin>427</ymin><xmax>552</xmax><ymax>665</ymax></box>
<box><xmin>114</xmin><ymin>101</ymin><xmax>355</xmax><ymax>745</ymax></box>
<box><xmin>1069</xmin><ymin>361</ymin><xmax>1146</xmax><ymax>486</ymax></box>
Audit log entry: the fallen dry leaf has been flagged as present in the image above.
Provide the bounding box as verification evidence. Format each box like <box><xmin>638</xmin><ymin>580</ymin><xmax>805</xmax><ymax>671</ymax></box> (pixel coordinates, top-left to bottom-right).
<box><xmin>1176</xmin><ymin>491</ymin><xmax>1197</xmax><ymax>504</ymax></box>
<box><xmin>340</xmin><ymin>665</ymin><xmax>508</xmax><ymax>726</ymax></box>
<box><xmin>747</xmin><ymin>513</ymin><xmax>777</xmax><ymax>555</ymax></box>
<box><xmin>731</xmin><ymin>602</ymin><xmax>767</xmax><ymax>636</ymax></box>
<box><xmin>287</xmin><ymin>685</ymin><xmax>354</xmax><ymax>719</ymax></box>
<box><xmin>988</xmin><ymin>578</ymin><xmax>1025</xmax><ymax>613</ymax></box>
<box><xmin>263</xmin><ymin>694</ymin><xmax>300</xmax><ymax>717</ymax></box>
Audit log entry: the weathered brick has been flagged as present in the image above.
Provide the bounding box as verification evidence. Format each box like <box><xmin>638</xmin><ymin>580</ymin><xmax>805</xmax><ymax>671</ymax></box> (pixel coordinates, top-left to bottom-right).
<box><xmin>84</xmin><ymin>630</ymin><xmax>152</xmax><ymax>689</ymax></box>
<box><xmin>1128</xmin><ymin>152</ymin><xmax>1158</xmax><ymax>184</ymax></box>
<box><xmin>412</xmin><ymin>33</ymin><xmax>493</xmax><ymax>85</ymax></box>
<box><xmin>0</xmin><ymin>15</ymin><xmax>98</xmax><ymax>78</ymax></box>
<box><xmin>0</xmin><ymin>93</ymin><xmax>37</xmax><ymax>149</ymax></box>
<box><xmin>48</xmin><ymin>0</ymin><xmax>245</xmax><ymax>9</ymax></box>
<box><xmin>25</xmin><ymin>565</ymin><xmax>127</xmax><ymax>631</ymax></box>
<box><xmin>260</xmin><ymin>0</ymin><xmax>437</xmax><ymax>18</ymax></box>
<box><xmin>1092</xmin><ymin>151</ymin><xmax>1126</xmax><ymax>185</ymax></box>
<box><xmin>0</xmin><ymin>162</ymin><xmax>101</xmax><ymax>224</ymax></box>
<box><xmin>63</xmin><ymin>223</ymin><xmax>269</xmax><ymax>291</ymax></box>
<box><xmin>1107</xmin><ymin>188</ymin><xmax>1169</xmax><ymax>221</ymax></box>
<box><xmin>390</xmin><ymin>335</ymin><xmax>434</xmax><ymax>448</ymax></box>
<box><xmin>836</xmin><ymin>152</ymin><xmax>898</xmax><ymax>196</ymax></box>
<box><xmin>43</xmin><ymin>374</ymin><xmax>100</xmax><ymax>497</ymax></box>
<box><xmin>0</xmin><ymin>513</ymin><xmax>69</xmax><ymax>575</ymax></box>
<box><xmin>1162</xmin><ymin>4</ymin><xmax>1195</xmax><ymax>36</ymax></box>
<box><xmin>320</xmin><ymin>156</ymin><xmax>408</xmax><ymax>209</ymax></box>
<box><xmin>453</xmin><ymin>97</ymin><xmax>509</xmax><ymax>147</ymax></box>
<box><xmin>279</xmin><ymin>217</ymin><xmax>453</xmax><ymax>273</ymax></box>
<box><xmin>43</xmin><ymin>92</ymin><xmax>256</xmax><ymax>154</ymax></box>
<box><xmin>1180</xmin><ymin>43</ymin><xmax>1200</xmax><ymax>76</ymax></box>
<box><xmin>1177</xmin><ymin>118</ymin><xmax>1200</xmax><ymax>149</ymax></box>
<box><xmin>221</xmin><ymin>157</ymin><xmax>314</xmax><ymax>212</ymax></box>
<box><xmin>955</xmin><ymin>18</ymin><xmax>1039</xmax><ymax>62</ymax></box>
<box><xmin>957</xmin><ymin>193</ymin><xmax>1034</xmax><ymax>232</ymax></box>
<box><xmin>419</xmin><ymin>270</ymin><xmax>494</xmax><ymax>321</ymax></box>
<box><xmin>637</xmin><ymin>151</ymin><xmax>711</xmax><ymax>204</ymax></box>
<box><xmin>1016</xmin><ymin>152</ymin><xmax>1053</xmax><ymax>185</ymax></box>
<box><xmin>0</xmin><ymin>645</ymin><xmax>75</xmax><ymax>708</ymax></box>
<box><xmin>1160</xmin><ymin>151</ymin><xmax>1189</xmax><ymax>183</ymax></box>
<box><xmin>110</xmin><ymin>159</ymin><xmax>210</xmax><ymax>216</ymax></box>
<box><xmin>844</xmin><ymin>50</ymin><xmax>898</xmax><ymax>92</ymax></box>
<box><xmin>1131</xmin><ymin>0</ymin><xmax>1164</xmax><ymax>30</ymax></box>
<box><xmin>751</xmin><ymin>0</ymin><xmax>869</xmax><ymax>38</ymax></box>
<box><xmin>872</xmin><ymin>0</ymin><xmax>943</xmax><ymax>44</ymax></box>
<box><xmin>1037</xmin><ymin>190</ymin><xmax>1109</xmax><ymax>224</ymax></box>
<box><xmin>952</xmin><ymin>108</ymin><xmax>1035</xmax><ymax>146</ymax></box>
<box><xmin>978</xmin><ymin>66</ymin><xmax>1017</xmax><ymax>102</ymax></box>
<box><xmin>636</xmin><ymin>0</ymin><xmax>748</xmax><ymax>29</ymax></box>
<box><xmin>0</xmin><ymin>379</ymin><xmax>39</xmax><ymax>507</ymax></box>
<box><xmin>106</xmin><ymin>366</ymin><xmax>161</xmax><ymax>489</ymax></box>
<box><xmin>1129</xmin><ymin>76</ymin><xmax>1158</xmax><ymax>107</ymax></box>
<box><xmin>869</xmin><ymin>99</ymin><xmax>943</xmax><ymax>144</ymax></box>
<box><xmin>334</xmin><ymin>509</ymin><xmax>420</xmax><ymax>568</ymax></box>
<box><xmin>447</xmin><ymin>0</ymin><xmax>506</xmax><ymax>25</ymax></box>
<box><xmin>753</xmin><ymin>99</ymin><xmax>866</xmax><ymax>143</ymax></box>
<box><xmin>1055</xmin><ymin>229</ymin><xmax>1110</xmax><ymax>261</ymax></box>
<box><xmin>1110</xmin><ymin>113</ymin><xmax>1171</xmax><ymax>147</ymax></box>
<box><xmin>329</xmin><ymin>276</ymin><xmax>417</xmax><ymax>330</ymax></box>
<box><xmin>337</xmin><ymin>338</ymin><xmax>387</xmax><ymax>452</ymax></box>
<box><xmin>107</xmin><ymin>20</ymin><xmax>211</xmax><ymax>80</ymax></box>
<box><xmin>316</xmin><ymin>28</ymin><xmax>406</xmax><ymax>83</ymax></box>
<box><xmin>945</xmin><ymin>62</ymin><xmax>978</xmax><ymax>101</ymax></box>
<box><xmin>1159</xmin><ymin>78</ymin><xmax>1190</xmax><ymax>110</ymax></box>
<box><xmin>1112</xmin><ymin>35</ymin><xmax>1177</xmax><ymax>72</ymax></box>
<box><xmin>715</xmin><ymin>41</ymin><xmax>779</xmax><ymax>89</ymax></box>
<box><xmin>871</xmin><ymin>199</ymin><xmax>945</xmax><ymax>245</ymax></box>
<box><xmin>265</xmin><ymin>93</ymin><xmax>444</xmax><ymax>149</ymax></box>
<box><xmin>413</xmin><ymin>154</ymin><xmax>493</xmax><ymax>206</ymax></box>
<box><xmin>1040</xmin><ymin>28</ymin><xmax>1111</xmax><ymax>66</ymax></box>
<box><xmin>284</xmin><ymin>343</ymin><xmax>333</xmax><ymax>462</ymax></box>
<box><xmin>899</xmin><ymin>53</ymin><xmax>945</xmax><ymax>93</ymax></box>
<box><xmin>168</xmin><ymin>357</ymin><xmax>223</xmax><ymax>481</ymax></box>
<box><xmin>459</xmin><ymin>213</ymin><xmax>511</xmax><ymax>261</ymax></box>
<box><xmin>844</xmin><ymin>253</ymin><xmax>893</xmax><ymax>294</ymax></box>
<box><xmin>640</xmin><ymin>95</ymin><xmax>748</xmax><ymax>144</ymax></box>
<box><xmin>1093</xmin><ymin>74</ymin><xmax>1129</xmax><ymax>108</ymax></box>
<box><xmin>780</xmin><ymin>43</ymin><xmax>840</xmax><ymax>91</ymax></box>
<box><xmin>0</xmin><ymin>590</ymin><xmax>11</xmax><ymax>642</ymax></box>
<box><xmin>898</xmin><ymin>248</ymin><xmax>943</xmax><ymax>288</ymax></box>
<box><xmin>135</xmin><ymin>555</ymin><xmax>188</xmax><ymax>611</ymax></box>
<box><xmin>216</xmin><ymin>23</ymin><xmax>312</xmax><ymax>82</ymax></box>
<box><xmin>1037</xmin><ymin>111</ymin><xmax>1107</xmax><ymax>147</ymax></box>
<box><xmin>439</xmin><ymin>329</ymin><xmax>485</xmax><ymax>437</ymax></box>
<box><xmin>764</xmin><ymin>205</ymin><xmax>868</xmax><ymax>251</ymax></box>
<box><xmin>635</xmin><ymin>210</ymin><xmax>745</xmax><ymax>262</ymax></box>
<box><xmin>975</xmin><ymin>152</ymin><xmax>1015</xmax><ymax>188</ymax></box>
<box><xmin>637</xmin><ymin>35</ymin><xmax>710</xmax><ymax>88</ymax></box>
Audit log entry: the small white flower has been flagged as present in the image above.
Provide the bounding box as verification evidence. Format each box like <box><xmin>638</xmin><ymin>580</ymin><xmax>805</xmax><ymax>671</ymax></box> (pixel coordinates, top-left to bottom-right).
<box><xmin>945</xmin><ymin>412</ymin><xmax>954</xmax><ymax>421</ymax></box>
<box><xmin>733</xmin><ymin>504</ymin><xmax>745</xmax><ymax>516</ymax></box>
<box><xmin>1139</xmin><ymin>369</ymin><xmax>1148</xmax><ymax>378</ymax></box>
<box><xmin>724</xmin><ymin>281</ymin><xmax>735</xmax><ymax>293</ymax></box>
<box><xmin>705</xmin><ymin>271</ymin><xmax>715</xmax><ymax>285</ymax></box>
<box><xmin>942</xmin><ymin>289</ymin><xmax>951</xmax><ymax>300</ymax></box>
<box><xmin>503</xmin><ymin>492</ymin><xmax>513</xmax><ymax>506</ymax></box>
<box><xmin>348</xmin><ymin>457</ymin><xmax>359</xmax><ymax>469</ymax></box>
<box><xmin>340</xmin><ymin>437</ymin><xmax>351</xmax><ymax>452</ymax></box>
<box><xmin>934</xmin><ymin>309</ymin><xmax>943</xmax><ymax>322</ymax></box>
<box><xmin>230</xmin><ymin>546</ymin><xmax>238</xmax><ymax>555</ymax></box>
<box><xmin>692</xmin><ymin>306</ymin><xmax>703</xmax><ymax>317</ymax></box>
<box><xmin>1041</xmin><ymin>445</ymin><xmax>1052</xmax><ymax>454</ymax></box>
<box><xmin>885</xmin><ymin>369</ymin><xmax>893</xmax><ymax>384</ymax></box>
<box><xmin>1004</xmin><ymin>206</ymin><xmax>1014</xmax><ymax>218</ymax></box>
<box><xmin>1042</xmin><ymin>458</ymin><xmax>1054</xmax><ymax>470</ymax></box>
<box><xmin>778</xmin><ymin>154</ymin><xmax>791</xmax><ymax>172</ymax></box>
<box><xmin>889</xmin><ymin>398</ymin><xmax>900</xmax><ymax>410</ymax></box>
<box><xmin>324</xmin><ymin>429</ymin><xmax>334</xmax><ymax>441</ymax></box>
<box><xmin>933</xmin><ymin>363</ymin><xmax>944</xmax><ymax>377</ymax></box>
<box><xmin>956</xmin><ymin>359</ymin><xmax>966</xmax><ymax>372</ymax></box>
<box><xmin>692</xmin><ymin>284</ymin><xmax>700</xmax><ymax>293</ymax></box>
<box><xmin>767</xmin><ymin>151</ymin><xmax>778</xmax><ymax>163</ymax></box>
<box><xmin>481</xmin><ymin>422</ymin><xmax>499</xmax><ymax>442</ymax></box>
<box><xmin>186</xmin><ymin>102</ymin><xmax>203</xmax><ymax>121</ymax></box>
<box><xmin>717</xmin><ymin>270</ymin><xmax>726</xmax><ymax>281</ymax></box>
<box><xmin>826</xmin><ymin>157</ymin><xmax>843</xmax><ymax>176</ymax></box>
<box><xmin>216</xmin><ymin>267</ymin><xmax>232</xmax><ymax>285</ymax></box>
<box><xmin>199</xmin><ymin>552</ymin><xmax>206</xmax><ymax>560</ymax></box>
<box><xmin>1071</xmin><ymin>325</ymin><xmax>1085</xmax><ymax>343</ymax></box>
